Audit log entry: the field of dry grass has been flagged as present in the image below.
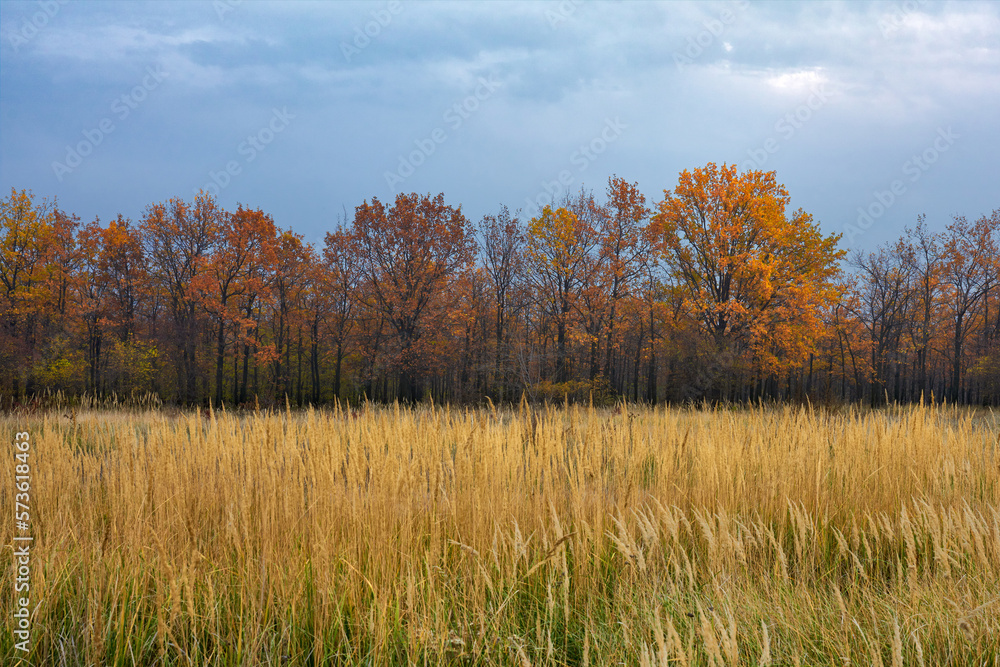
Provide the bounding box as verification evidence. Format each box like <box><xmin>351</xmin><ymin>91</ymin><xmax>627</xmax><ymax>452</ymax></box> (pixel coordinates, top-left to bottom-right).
<box><xmin>2</xmin><ymin>401</ymin><xmax>999</xmax><ymax>665</ymax></box>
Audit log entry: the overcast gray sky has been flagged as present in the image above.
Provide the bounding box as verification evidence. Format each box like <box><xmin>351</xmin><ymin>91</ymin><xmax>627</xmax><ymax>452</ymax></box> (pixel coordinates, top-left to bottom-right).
<box><xmin>1</xmin><ymin>0</ymin><xmax>997</xmax><ymax>252</ymax></box>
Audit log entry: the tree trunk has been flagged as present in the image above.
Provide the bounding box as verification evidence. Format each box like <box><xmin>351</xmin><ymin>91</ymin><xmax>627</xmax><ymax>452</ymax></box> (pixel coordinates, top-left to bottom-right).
<box><xmin>556</xmin><ymin>317</ymin><xmax>568</xmax><ymax>384</ymax></box>
<box><xmin>494</xmin><ymin>306</ymin><xmax>505</xmax><ymax>400</ymax></box>
<box><xmin>233</xmin><ymin>339</ymin><xmax>241</xmax><ymax>406</ymax></box>
<box><xmin>953</xmin><ymin>322</ymin><xmax>962</xmax><ymax>403</ymax></box>
<box><xmin>310</xmin><ymin>318</ymin><xmax>320</xmax><ymax>405</ymax></box>
<box><xmin>589</xmin><ymin>336</ymin><xmax>599</xmax><ymax>382</ymax></box>
<box><xmin>215</xmin><ymin>319</ymin><xmax>226</xmax><ymax>407</ymax></box>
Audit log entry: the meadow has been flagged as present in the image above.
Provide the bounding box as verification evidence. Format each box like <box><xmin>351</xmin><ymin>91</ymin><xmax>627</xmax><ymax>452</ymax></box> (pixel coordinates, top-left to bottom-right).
<box><xmin>2</xmin><ymin>401</ymin><xmax>998</xmax><ymax>665</ymax></box>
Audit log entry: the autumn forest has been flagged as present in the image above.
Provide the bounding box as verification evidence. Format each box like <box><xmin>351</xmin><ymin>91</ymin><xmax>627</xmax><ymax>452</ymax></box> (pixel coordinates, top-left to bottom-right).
<box><xmin>3</xmin><ymin>163</ymin><xmax>999</xmax><ymax>407</ymax></box>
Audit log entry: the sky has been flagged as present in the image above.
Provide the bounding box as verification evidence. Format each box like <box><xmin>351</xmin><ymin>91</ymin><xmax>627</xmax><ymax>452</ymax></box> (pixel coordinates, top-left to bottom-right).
<box><xmin>1</xmin><ymin>0</ymin><xmax>997</xmax><ymax>253</ymax></box>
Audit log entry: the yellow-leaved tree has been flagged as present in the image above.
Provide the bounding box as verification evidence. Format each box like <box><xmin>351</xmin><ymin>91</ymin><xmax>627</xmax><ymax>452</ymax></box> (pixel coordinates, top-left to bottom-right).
<box><xmin>526</xmin><ymin>205</ymin><xmax>600</xmax><ymax>383</ymax></box>
<box><xmin>651</xmin><ymin>163</ymin><xmax>844</xmax><ymax>386</ymax></box>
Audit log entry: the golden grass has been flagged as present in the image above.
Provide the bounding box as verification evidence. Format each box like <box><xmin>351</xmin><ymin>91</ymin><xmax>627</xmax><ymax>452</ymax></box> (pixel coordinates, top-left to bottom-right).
<box><xmin>2</xmin><ymin>402</ymin><xmax>999</xmax><ymax>665</ymax></box>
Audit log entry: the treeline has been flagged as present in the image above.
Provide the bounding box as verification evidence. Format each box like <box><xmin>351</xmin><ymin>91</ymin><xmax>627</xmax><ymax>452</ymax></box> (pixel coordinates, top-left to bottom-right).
<box><xmin>2</xmin><ymin>163</ymin><xmax>998</xmax><ymax>406</ymax></box>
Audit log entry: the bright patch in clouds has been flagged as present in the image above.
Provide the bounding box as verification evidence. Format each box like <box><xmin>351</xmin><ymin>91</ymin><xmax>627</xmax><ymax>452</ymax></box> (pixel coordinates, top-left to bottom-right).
<box><xmin>765</xmin><ymin>68</ymin><xmax>828</xmax><ymax>93</ymax></box>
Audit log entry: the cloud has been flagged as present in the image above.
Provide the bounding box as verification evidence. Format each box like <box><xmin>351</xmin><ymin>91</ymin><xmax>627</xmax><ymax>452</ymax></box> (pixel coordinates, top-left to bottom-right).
<box><xmin>1</xmin><ymin>0</ymin><xmax>997</xmax><ymax>251</ymax></box>
<box><xmin>31</xmin><ymin>24</ymin><xmax>251</xmax><ymax>62</ymax></box>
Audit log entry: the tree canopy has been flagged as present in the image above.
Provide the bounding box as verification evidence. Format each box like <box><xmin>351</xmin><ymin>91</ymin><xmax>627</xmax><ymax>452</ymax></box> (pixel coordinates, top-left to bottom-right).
<box><xmin>2</xmin><ymin>167</ymin><xmax>996</xmax><ymax>406</ymax></box>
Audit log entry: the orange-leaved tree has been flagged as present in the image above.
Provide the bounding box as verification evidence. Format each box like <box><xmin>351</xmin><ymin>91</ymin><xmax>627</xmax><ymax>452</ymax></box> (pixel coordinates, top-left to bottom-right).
<box><xmin>941</xmin><ymin>212</ymin><xmax>998</xmax><ymax>400</ymax></box>
<box><xmin>353</xmin><ymin>192</ymin><xmax>475</xmax><ymax>401</ymax></box>
<box><xmin>204</xmin><ymin>205</ymin><xmax>276</xmax><ymax>406</ymax></box>
<box><xmin>321</xmin><ymin>225</ymin><xmax>361</xmax><ymax>402</ymax></box>
<box><xmin>142</xmin><ymin>192</ymin><xmax>222</xmax><ymax>404</ymax></box>
<box><xmin>266</xmin><ymin>229</ymin><xmax>312</xmax><ymax>403</ymax></box>
<box><xmin>0</xmin><ymin>189</ymin><xmax>62</xmax><ymax>396</ymax></box>
<box><xmin>97</xmin><ymin>214</ymin><xmax>154</xmax><ymax>395</ymax></box>
<box><xmin>651</xmin><ymin>163</ymin><xmax>843</xmax><ymax>389</ymax></box>
<box><xmin>600</xmin><ymin>176</ymin><xmax>652</xmax><ymax>383</ymax></box>
<box><xmin>526</xmin><ymin>203</ymin><xmax>600</xmax><ymax>383</ymax></box>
